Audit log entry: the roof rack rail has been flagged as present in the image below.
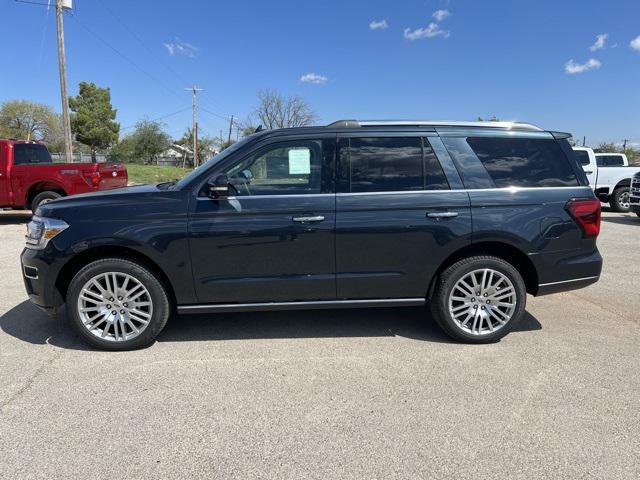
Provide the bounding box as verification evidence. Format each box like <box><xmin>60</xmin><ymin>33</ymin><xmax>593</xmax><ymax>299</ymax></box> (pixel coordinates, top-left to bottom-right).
<box><xmin>326</xmin><ymin>119</ymin><xmax>543</xmax><ymax>132</ymax></box>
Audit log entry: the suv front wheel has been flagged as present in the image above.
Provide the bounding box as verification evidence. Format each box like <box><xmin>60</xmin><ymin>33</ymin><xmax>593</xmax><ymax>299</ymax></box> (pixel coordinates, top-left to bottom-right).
<box><xmin>430</xmin><ymin>256</ymin><xmax>526</xmax><ymax>343</ymax></box>
<box><xmin>66</xmin><ymin>258</ymin><xmax>171</xmax><ymax>350</ymax></box>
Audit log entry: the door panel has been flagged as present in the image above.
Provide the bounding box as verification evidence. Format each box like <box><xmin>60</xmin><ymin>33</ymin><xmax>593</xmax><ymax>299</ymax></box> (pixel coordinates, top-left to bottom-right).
<box><xmin>336</xmin><ymin>192</ymin><xmax>471</xmax><ymax>299</ymax></box>
<box><xmin>188</xmin><ymin>136</ymin><xmax>337</xmax><ymax>304</ymax></box>
<box><xmin>190</xmin><ymin>195</ymin><xmax>336</xmax><ymax>303</ymax></box>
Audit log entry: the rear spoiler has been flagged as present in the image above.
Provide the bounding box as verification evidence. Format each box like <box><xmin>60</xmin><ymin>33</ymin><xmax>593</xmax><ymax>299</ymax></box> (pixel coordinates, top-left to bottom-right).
<box><xmin>550</xmin><ymin>131</ymin><xmax>572</xmax><ymax>140</ymax></box>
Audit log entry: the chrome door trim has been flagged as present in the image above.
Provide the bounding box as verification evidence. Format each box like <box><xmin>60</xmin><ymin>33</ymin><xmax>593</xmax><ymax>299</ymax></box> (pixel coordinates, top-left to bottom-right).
<box><xmin>177</xmin><ymin>298</ymin><xmax>426</xmax><ymax>314</ymax></box>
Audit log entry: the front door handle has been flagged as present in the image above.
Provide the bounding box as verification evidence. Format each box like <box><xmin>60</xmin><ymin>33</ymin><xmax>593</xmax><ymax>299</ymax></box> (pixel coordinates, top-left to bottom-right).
<box><xmin>427</xmin><ymin>211</ymin><xmax>459</xmax><ymax>220</ymax></box>
<box><xmin>584</xmin><ymin>170</ymin><xmax>593</xmax><ymax>174</ymax></box>
<box><xmin>292</xmin><ymin>215</ymin><xmax>325</xmax><ymax>223</ymax></box>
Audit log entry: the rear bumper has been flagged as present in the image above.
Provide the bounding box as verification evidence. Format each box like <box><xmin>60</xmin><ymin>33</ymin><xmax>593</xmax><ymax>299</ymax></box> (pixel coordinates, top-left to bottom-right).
<box><xmin>531</xmin><ymin>248</ymin><xmax>602</xmax><ymax>296</ymax></box>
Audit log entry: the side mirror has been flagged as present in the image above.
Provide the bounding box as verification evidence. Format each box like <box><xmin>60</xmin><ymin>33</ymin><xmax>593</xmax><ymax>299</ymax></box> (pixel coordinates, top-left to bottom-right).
<box><xmin>207</xmin><ymin>174</ymin><xmax>230</xmax><ymax>198</ymax></box>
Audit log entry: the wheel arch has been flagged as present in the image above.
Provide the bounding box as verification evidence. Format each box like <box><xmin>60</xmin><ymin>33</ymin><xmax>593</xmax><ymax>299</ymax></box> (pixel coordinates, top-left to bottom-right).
<box><xmin>427</xmin><ymin>241</ymin><xmax>539</xmax><ymax>298</ymax></box>
<box><xmin>27</xmin><ymin>181</ymin><xmax>67</xmax><ymax>206</ymax></box>
<box><xmin>55</xmin><ymin>246</ymin><xmax>177</xmax><ymax>308</ymax></box>
<box><xmin>613</xmin><ymin>178</ymin><xmax>631</xmax><ymax>190</ymax></box>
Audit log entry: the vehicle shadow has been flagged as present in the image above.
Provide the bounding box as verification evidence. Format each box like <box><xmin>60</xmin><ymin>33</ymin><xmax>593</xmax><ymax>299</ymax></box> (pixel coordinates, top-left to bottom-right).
<box><xmin>0</xmin><ymin>300</ymin><xmax>542</xmax><ymax>350</ymax></box>
<box><xmin>0</xmin><ymin>212</ymin><xmax>31</xmax><ymax>225</ymax></box>
<box><xmin>601</xmin><ymin>214</ymin><xmax>639</xmax><ymax>226</ymax></box>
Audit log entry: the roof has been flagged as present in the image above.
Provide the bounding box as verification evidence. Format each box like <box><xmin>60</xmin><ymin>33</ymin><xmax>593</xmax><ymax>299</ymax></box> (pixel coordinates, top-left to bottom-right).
<box><xmin>326</xmin><ymin>119</ymin><xmax>543</xmax><ymax>131</ymax></box>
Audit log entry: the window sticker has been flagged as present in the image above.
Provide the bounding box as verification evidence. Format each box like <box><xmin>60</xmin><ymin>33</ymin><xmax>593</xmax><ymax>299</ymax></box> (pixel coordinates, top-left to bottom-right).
<box><xmin>288</xmin><ymin>148</ymin><xmax>311</xmax><ymax>174</ymax></box>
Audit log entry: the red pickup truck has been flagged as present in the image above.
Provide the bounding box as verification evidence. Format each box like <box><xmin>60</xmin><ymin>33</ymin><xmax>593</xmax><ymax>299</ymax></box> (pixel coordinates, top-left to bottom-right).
<box><xmin>0</xmin><ymin>139</ymin><xmax>127</xmax><ymax>213</ymax></box>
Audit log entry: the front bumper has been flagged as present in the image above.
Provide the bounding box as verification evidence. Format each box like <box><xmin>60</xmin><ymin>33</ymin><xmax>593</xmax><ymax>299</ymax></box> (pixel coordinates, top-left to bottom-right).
<box><xmin>630</xmin><ymin>194</ymin><xmax>640</xmax><ymax>214</ymax></box>
<box><xmin>21</xmin><ymin>247</ymin><xmax>64</xmax><ymax>311</ymax></box>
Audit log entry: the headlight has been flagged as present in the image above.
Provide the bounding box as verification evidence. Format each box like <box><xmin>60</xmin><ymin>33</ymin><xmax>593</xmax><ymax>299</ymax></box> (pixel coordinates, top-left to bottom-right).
<box><xmin>25</xmin><ymin>216</ymin><xmax>69</xmax><ymax>250</ymax></box>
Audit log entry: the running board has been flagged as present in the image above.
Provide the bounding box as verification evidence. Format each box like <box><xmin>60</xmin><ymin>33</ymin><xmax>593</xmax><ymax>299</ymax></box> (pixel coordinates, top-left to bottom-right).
<box><xmin>177</xmin><ymin>298</ymin><xmax>426</xmax><ymax>314</ymax></box>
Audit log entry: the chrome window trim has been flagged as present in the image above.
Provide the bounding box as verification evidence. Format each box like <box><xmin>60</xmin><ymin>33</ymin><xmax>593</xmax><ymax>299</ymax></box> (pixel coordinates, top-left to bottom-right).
<box><xmin>195</xmin><ymin>185</ymin><xmax>592</xmax><ymax>200</ymax></box>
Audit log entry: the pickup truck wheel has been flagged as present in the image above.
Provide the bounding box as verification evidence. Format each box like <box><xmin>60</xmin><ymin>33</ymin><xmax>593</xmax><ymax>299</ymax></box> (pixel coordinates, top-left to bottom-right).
<box><xmin>430</xmin><ymin>256</ymin><xmax>526</xmax><ymax>343</ymax></box>
<box><xmin>31</xmin><ymin>191</ymin><xmax>62</xmax><ymax>214</ymax></box>
<box><xmin>610</xmin><ymin>187</ymin><xmax>631</xmax><ymax>213</ymax></box>
<box><xmin>66</xmin><ymin>258</ymin><xmax>171</xmax><ymax>351</ymax></box>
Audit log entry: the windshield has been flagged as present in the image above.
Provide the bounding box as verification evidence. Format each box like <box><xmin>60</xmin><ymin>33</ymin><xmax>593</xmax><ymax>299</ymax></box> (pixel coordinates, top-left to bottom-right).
<box><xmin>173</xmin><ymin>135</ymin><xmax>256</xmax><ymax>190</ymax></box>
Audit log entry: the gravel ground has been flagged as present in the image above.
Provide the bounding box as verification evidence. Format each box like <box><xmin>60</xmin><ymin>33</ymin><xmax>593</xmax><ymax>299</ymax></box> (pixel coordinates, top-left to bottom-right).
<box><xmin>1</xmin><ymin>209</ymin><xmax>639</xmax><ymax>480</ymax></box>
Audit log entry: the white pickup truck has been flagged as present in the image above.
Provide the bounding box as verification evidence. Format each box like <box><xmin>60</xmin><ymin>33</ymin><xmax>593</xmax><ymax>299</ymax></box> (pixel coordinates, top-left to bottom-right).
<box><xmin>572</xmin><ymin>147</ymin><xmax>640</xmax><ymax>212</ymax></box>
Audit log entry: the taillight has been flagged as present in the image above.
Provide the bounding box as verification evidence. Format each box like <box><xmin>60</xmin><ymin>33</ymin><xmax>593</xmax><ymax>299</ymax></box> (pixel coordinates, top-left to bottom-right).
<box><xmin>565</xmin><ymin>198</ymin><xmax>601</xmax><ymax>238</ymax></box>
<box><xmin>83</xmin><ymin>171</ymin><xmax>101</xmax><ymax>188</ymax></box>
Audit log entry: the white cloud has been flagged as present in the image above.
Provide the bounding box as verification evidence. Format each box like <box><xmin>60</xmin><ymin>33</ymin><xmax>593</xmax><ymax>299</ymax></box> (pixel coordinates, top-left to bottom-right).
<box><xmin>369</xmin><ymin>19</ymin><xmax>388</xmax><ymax>31</ymax></box>
<box><xmin>300</xmin><ymin>73</ymin><xmax>328</xmax><ymax>85</ymax></box>
<box><xmin>164</xmin><ymin>38</ymin><xmax>198</xmax><ymax>58</ymax></box>
<box><xmin>404</xmin><ymin>22</ymin><xmax>450</xmax><ymax>40</ymax></box>
<box><xmin>631</xmin><ymin>36</ymin><xmax>640</xmax><ymax>51</ymax></box>
<box><xmin>589</xmin><ymin>33</ymin><xmax>608</xmax><ymax>51</ymax></box>
<box><xmin>564</xmin><ymin>58</ymin><xmax>602</xmax><ymax>74</ymax></box>
<box><xmin>432</xmin><ymin>9</ymin><xmax>451</xmax><ymax>22</ymax></box>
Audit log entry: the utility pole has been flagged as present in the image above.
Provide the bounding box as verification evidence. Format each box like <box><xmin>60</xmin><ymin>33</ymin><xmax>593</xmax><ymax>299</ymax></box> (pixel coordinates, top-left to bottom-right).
<box><xmin>185</xmin><ymin>85</ymin><xmax>203</xmax><ymax>166</ymax></box>
<box><xmin>56</xmin><ymin>0</ymin><xmax>73</xmax><ymax>163</ymax></box>
<box><xmin>227</xmin><ymin>115</ymin><xmax>234</xmax><ymax>144</ymax></box>
<box><xmin>623</xmin><ymin>139</ymin><xmax>628</xmax><ymax>153</ymax></box>
<box><xmin>583</xmin><ymin>136</ymin><xmax>586</xmax><ymax>147</ymax></box>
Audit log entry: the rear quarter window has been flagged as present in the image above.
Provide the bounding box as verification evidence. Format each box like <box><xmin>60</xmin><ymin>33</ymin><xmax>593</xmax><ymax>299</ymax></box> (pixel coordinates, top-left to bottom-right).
<box><xmin>573</xmin><ymin>150</ymin><xmax>591</xmax><ymax>166</ymax></box>
<box><xmin>466</xmin><ymin>137</ymin><xmax>579</xmax><ymax>188</ymax></box>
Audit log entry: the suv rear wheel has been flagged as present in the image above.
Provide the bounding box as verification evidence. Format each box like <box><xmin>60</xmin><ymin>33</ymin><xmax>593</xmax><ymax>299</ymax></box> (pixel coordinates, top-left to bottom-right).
<box><xmin>66</xmin><ymin>258</ymin><xmax>171</xmax><ymax>350</ymax></box>
<box><xmin>610</xmin><ymin>187</ymin><xmax>631</xmax><ymax>213</ymax></box>
<box><xmin>430</xmin><ymin>256</ymin><xmax>526</xmax><ymax>343</ymax></box>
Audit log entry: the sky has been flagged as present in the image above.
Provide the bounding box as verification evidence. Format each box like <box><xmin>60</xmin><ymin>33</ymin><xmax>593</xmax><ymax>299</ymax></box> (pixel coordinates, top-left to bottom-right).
<box><xmin>1</xmin><ymin>0</ymin><xmax>640</xmax><ymax>147</ymax></box>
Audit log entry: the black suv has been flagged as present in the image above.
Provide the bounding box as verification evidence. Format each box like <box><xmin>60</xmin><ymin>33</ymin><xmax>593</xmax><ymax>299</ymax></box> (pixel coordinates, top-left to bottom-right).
<box><xmin>21</xmin><ymin>120</ymin><xmax>602</xmax><ymax>350</ymax></box>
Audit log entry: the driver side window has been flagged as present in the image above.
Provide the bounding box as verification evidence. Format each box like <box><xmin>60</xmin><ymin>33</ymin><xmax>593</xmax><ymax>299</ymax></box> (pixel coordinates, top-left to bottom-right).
<box><xmin>224</xmin><ymin>140</ymin><xmax>323</xmax><ymax>196</ymax></box>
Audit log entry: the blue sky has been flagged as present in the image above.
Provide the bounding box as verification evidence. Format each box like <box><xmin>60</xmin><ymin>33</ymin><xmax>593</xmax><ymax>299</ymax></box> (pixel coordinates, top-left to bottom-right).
<box><xmin>2</xmin><ymin>0</ymin><xmax>640</xmax><ymax>146</ymax></box>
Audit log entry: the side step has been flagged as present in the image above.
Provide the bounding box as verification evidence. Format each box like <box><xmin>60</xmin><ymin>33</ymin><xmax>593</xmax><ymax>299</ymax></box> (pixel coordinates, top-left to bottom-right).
<box><xmin>177</xmin><ymin>298</ymin><xmax>426</xmax><ymax>314</ymax></box>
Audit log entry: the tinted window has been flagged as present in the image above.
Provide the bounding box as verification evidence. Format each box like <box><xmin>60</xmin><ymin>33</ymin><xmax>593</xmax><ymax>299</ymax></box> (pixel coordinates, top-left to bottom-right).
<box><xmin>13</xmin><ymin>144</ymin><xmax>52</xmax><ymax>165</ymax></box>
<box><xmin>466</xmin><ymin>137</ymin><xmax>579</xmax><ymax>188</ymax></box>
<box><xmin>596</xmin><ymin>155</ymin><xmax>624</xmax><ymax>167</ymax></box>
<box><xmin>349</xmin><ymin>137</ymin><xmax>448</xmax><ymax>192</ymax></box>
<box><xmin>574</xmin><ymin>150</ymin><xmax>591</xmax><ymax>166</ymax></box>
<box><xmin>224</xmin><ymin>140</ymin><xmax>325</xmax><ymax>195</ymax></box>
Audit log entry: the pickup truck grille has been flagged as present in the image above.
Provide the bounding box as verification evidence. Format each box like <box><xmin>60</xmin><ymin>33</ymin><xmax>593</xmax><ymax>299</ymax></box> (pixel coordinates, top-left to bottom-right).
<box><xmin>631</xmin><ymin>177</ymin><xmax>640</xmax><ymax>195</ymax></box>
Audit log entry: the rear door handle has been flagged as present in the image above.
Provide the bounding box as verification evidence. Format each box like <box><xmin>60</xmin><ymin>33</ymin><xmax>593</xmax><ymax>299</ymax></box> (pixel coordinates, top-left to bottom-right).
<box><xmin>292</xmin><ymin>215</ymin><xmax>325</xmax><ymax>223</ymax></box>
<box><xmin>427</xmin><ymin>211</ymin><xmax>459</xmax><ymax>219</ymax></box>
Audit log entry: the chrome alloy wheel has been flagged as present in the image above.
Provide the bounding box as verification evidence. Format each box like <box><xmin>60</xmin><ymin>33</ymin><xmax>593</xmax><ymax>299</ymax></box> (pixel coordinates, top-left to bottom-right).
<box><xmin>619</xmin><ymin>191</ymin><xmax>631</xmax><ymax>210</ymax></box>
<box><xmin>448</xmin><ymin>268</ymin><xmax>517</xmax><ymax>336</ymax></box>
<box><xmin>77</xmin><ymin>272</ymin><xmax>153</xmax><ymax>342</ymax></box>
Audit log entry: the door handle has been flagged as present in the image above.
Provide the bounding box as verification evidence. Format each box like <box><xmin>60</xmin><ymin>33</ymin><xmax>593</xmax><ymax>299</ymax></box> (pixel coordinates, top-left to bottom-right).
<box><xmin>292</xmin><ymin>215</ymin><xmax>325</xmax><ymax>223</ymax></box>
<box><xmin>584</xmin><ymin>170</ymin><xmax>593</xmax><ymax>174</ymax></box>
<box><xmin>427</xmin><ymin>211</ymin><xmax>459</xmax><ymax>219</ymax></box>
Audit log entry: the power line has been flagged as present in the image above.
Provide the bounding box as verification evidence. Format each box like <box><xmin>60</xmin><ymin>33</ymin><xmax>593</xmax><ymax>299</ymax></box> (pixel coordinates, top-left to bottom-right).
<box><xmin>68</xmin><ymin>14</ymin><xmax>184</xmax><ymax>101</ymax></box>
<box><xmin>120</xmin><ymin>106</ymin><xmax>192</xmax><ymax>131</ymax></box>
<box><xmin>94</xmin><ymin>0</ymin><xmax>190</xmax><ymax>86</ymax></box>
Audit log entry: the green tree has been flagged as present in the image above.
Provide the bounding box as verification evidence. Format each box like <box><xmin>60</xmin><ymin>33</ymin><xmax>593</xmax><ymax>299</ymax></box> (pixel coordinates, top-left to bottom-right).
<box><xmin>593</xmin><ymin>142</ymin><xmax>618</xmax><ymax>153</ymax></box>
<box><xmin>0</xmin><ymin>100</ymin><xmax>62</xmax><ymax>143</ymax></box>
<box><xmin>176</xmin><ymin>127</ymin><xmax>217</xmax><ymax>164</ymax></box>
<box><xmin>132</xmin><ymin>120</ymin><xmax>171</xmax><ymax>164</ymax></box>
<box><xmin>69</xmin><ymin>82</ymin><xmax>119</xmax><ymax>162</ymax></box>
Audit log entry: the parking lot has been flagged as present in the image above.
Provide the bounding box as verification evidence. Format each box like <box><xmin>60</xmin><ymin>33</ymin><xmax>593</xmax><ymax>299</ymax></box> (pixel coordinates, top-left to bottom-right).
<box><xmin>0</xmin><ymin>210</ymin><xmax>639</xmax><ymax>479</ymax></box>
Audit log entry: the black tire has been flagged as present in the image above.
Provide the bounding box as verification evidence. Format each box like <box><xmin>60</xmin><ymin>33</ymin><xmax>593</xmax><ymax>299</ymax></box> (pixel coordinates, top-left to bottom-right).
<box><xmin>31</xmin><ymin>191</ymin><xmax>62</xmax><ymax>214</ymax></box>
<box><xmin>609</xmin><ymin>187</ymin><xmax>631</xmax><ymax>213</ymax></box>
<box><xmin>430</xmin><ymin>255</ymin><xmax>527</xmax><ymax>344</ymax></box>
<box><xmin>66</xmin><ymin>258</ymin><xmax>171</xmax><ymax>351</ymax></box>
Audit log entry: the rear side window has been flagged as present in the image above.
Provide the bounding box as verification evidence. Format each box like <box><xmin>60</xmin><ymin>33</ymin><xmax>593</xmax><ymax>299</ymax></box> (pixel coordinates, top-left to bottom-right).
<box><xmin>348</xmin><ymin>137</ymin><xmax>448</xmax><ymax>192</ymax></box>
<box><xmin>596</xmin><ymin>154</ymin><xmax>624</xmax><ymax>167</ymax></box>
<box><xmin>574</xmin><ymin>150</ymin><xmax>591</xmax><ymax>166</ymax></box>
<box><xmin>13</xmin><ymin>144</ymin><xmax>52</xmax><ymax>165</ymax></box>
<box><xmin>466</xmin><ymin>137</ymin><xmax>579</xmax><ymax>188</ymax></box>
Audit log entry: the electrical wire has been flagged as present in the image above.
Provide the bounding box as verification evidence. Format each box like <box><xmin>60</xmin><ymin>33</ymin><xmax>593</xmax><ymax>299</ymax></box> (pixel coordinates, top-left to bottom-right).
<box><xmin>120</xmin><ymin>106</ymin><xmax>192</xmax><ymax>131</ymax></box>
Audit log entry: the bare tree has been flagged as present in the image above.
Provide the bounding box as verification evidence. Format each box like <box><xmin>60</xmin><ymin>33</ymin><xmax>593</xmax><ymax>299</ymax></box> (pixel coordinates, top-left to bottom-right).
<box><xmin>254</xmin><ymin>89</ymin><xmax>317</xmax><ymax>129</ymax></box>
